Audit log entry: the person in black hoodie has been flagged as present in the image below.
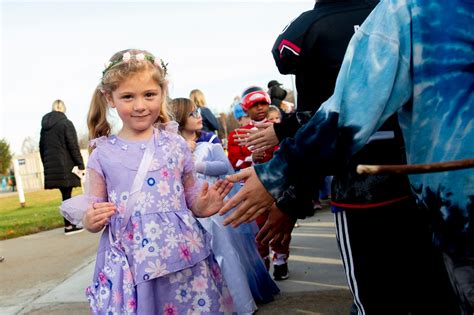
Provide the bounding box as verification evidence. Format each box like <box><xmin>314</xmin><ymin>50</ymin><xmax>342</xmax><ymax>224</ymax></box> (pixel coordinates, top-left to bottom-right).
<box><xmin>40</xmin><ymin>99</ymin><xmax>85</xmax><ymax>235</ymax></box>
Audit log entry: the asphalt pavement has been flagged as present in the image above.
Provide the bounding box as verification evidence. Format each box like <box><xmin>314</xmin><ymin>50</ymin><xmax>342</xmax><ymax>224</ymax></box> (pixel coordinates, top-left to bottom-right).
<box><xmin>0</xmin><ymin>206</ymin><xmax>352</xmax><ymax>314</ymax></box>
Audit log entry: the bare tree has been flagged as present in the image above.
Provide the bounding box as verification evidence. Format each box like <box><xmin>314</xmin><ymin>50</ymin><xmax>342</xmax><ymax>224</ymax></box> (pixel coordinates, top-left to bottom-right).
<box><xmin>217</xmin><ymin>113</ymin><xmax>228</xmax><ymax>141</ymax></box>
<box><xmin>284</xmin><ymin>89</ymin><xmax>296</xmax><ymax>105</ymax></box>
<box><xmin>78</xmin><ymin>132</ymin><xmax>89</xmax><ymax>150</ymax></box>
<box><xmin>21</xmin><ymin>136</ymin><xmax>39</xmax><ymax>154</ymax></box>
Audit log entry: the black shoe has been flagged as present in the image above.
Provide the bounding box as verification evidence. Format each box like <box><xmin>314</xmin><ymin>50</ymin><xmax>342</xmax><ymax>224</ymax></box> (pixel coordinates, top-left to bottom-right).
<box><xmin>273</xmin><ymin>263</ymin><xmax>289</xmax><ymax>281</ymax></box>
<box><xmin>64</xmin><ymin>225</ymin><xmax>84</xmax><ymax>235</ymax></box>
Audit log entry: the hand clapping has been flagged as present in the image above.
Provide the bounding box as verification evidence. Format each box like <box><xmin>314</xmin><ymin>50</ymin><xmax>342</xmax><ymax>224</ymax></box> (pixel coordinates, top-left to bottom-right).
<box><xmin>219</xmin><ymin>167</ymin><xmax>274</xmax><ymax>227</ymax></box>
<box><xmin>192</xmin><ymin>179</ymin><xmax>234</xmax><ymax>217</ymax></box>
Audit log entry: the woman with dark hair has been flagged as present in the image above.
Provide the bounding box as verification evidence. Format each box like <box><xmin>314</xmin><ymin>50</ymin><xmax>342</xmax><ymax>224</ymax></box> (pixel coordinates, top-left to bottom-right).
<box><xmin>172</xmin><ymin>96</ymin><xmax>221</xmax><ymax>146</ymax></box>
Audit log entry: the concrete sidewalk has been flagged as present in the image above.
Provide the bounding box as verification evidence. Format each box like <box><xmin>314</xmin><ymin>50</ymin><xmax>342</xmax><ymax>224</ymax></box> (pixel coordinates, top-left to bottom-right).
<box><xmin>0</xmin><ymin>209</ymin><xmax>352</xmax><ymax>314</ymax></box>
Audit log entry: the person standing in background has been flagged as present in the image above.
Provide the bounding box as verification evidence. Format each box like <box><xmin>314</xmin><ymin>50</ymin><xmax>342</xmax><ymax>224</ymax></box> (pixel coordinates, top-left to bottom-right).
<box><xmin>227</xmin><ymin>101</ymin><xmax>252</xmax><ymax>171</ymax></box>
<box><xmin>189</xmin><ymin>89</ymin><xmax>221</xmax><ymax>134</ymax></box>
<box><xmin>40</xmin><ymin>99</ymin><xmax>85</xmax><ymax>235</ymax></box>
<box><xmin>8</xmin><ymin>169</ymin><xmax>16</xmax><ymax>192</ymax></box>
<box><xmin>267</xmin><ymin>80</ymin><xmax>294</xmax><ymax>118</ymax></box>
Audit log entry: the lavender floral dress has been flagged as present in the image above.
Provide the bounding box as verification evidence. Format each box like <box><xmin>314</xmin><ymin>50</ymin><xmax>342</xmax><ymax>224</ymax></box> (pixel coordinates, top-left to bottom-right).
<box><xmin>75</xmin><ymin>125</ymin><xmax>235</xmax><ymax>314</ymax></box>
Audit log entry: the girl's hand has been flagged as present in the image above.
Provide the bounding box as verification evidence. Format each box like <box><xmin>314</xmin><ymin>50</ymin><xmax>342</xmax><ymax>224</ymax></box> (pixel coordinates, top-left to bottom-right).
<box><xmin>192</xmin><ymin>179</ymin><xmax>233</xmax><ymax>217</ymax></box>
<box><xmin>82</xmin><ymin>202</ymin><xmax>116</xmax><ymax>233</ymax></box>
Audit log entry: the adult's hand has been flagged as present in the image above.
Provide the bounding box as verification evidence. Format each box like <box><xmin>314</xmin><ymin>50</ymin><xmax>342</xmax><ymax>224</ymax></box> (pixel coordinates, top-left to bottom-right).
<box><xmin>219</xmin><ymin>167</ymin><xmax>274</xmax><ymax>227</ymax></box>
<box><xmin>234</xmin><ymin>123</ymin><xmax>279</xmax><ymax>152</ymax></box>
<box><xmin>232</xmin><ymin>126</ymin><xmax>262</xmax><ymax>146</ymax></box>
<box><xmin>256</xmin><ymin>204</ymin><xmax>296</xmax><ymax>247</ymax></box>
<box><xmin>251</xmin><ymin>150</ymin><xmax>266</xmax><ymax>162</ymax></box>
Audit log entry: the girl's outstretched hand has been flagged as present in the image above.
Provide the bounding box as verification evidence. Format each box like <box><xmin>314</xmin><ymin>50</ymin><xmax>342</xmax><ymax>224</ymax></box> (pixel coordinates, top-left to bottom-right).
<box><xmin>192</xmin><ymin>179</ymin><xmax>234</xmax><ymax>217</ymax></box>
<box><xmin>82</xmin><ymin>202</ymin><xmax>116</xmax><ymax>233</ymax></box>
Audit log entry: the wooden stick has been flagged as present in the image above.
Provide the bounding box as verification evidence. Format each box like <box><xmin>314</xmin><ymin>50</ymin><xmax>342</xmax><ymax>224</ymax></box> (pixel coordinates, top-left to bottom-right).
<box><xmin>357</xmin><ymin>158</ymin><xmax>474</xmax><ymax>175</ymax></box>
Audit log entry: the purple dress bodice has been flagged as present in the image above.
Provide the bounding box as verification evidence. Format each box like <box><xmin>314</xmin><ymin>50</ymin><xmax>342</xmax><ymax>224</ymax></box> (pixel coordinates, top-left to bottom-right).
<box><xmin>89</xmin><ymin>128</ymin><xmax>211</xmax><ymax>286</ymax></box>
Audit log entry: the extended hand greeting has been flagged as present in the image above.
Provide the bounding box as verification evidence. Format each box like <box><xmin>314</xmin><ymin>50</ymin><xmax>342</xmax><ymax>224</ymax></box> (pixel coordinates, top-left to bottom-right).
<box><xmin>256</xmin><ymin>204</ymin><xmax>295</xmax><ymax>247</ymax></box>
<box><xmin>233</xmin><ymin>123</ymin><xmax>279</xmax><ymax>152</ymax></box>
<box><xmin>193</xmin><ymin>179</ymin><xmax>234</xmax><ymax>217</ymax></box>
<box><xmin>219</xmin><ymin>167</ymin><xmax>274</xmax><ymax>227</ymax></box>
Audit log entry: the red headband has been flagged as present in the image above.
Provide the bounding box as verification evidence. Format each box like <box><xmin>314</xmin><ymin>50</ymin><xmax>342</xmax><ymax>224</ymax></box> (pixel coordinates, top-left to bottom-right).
<box><xmin>240</xmin><ymin>90</ymin><xmax>271</xmax><ymax>111</ymax></box>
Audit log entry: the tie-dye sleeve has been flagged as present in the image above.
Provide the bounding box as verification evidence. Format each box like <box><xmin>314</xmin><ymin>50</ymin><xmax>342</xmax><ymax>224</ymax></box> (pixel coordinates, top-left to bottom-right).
<box><xmin>255</xmin><ymin>0</ymin><xmax>413</xmax><ymax>199</ymax></box>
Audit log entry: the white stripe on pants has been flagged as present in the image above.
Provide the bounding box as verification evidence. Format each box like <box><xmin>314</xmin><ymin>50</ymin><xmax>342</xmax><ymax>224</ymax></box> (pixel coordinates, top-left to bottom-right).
<box><xmin>334</xmin><ymin>211</ymin><xmax>366</xmax><ymax>315</ymax></box>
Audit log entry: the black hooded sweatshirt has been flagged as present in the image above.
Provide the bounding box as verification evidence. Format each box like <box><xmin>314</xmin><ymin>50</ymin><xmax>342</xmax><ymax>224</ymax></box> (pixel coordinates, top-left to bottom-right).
<box><xmin>271</xmin><ymin>0</ymin><xmax>379</xmax><ymax>141</ymax></box>
<box><xmin>270</xmin><ymin>0</ymin><xmax>413</xmax><ymax>217</ymax></box>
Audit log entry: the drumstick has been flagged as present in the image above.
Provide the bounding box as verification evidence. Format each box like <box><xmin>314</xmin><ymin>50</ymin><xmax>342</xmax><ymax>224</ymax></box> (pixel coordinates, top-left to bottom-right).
<box><xmin>356</xmin><ymin>158</ymin><xmax>474</xmax><ymax>175</ymax></box>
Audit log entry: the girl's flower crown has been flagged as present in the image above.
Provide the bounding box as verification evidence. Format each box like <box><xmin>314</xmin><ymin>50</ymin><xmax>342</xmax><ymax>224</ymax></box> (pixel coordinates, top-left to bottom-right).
<box><xmin>101</xmin><ymin>52</ymin><xmax>168</xmax><ymax>80</ymax></box>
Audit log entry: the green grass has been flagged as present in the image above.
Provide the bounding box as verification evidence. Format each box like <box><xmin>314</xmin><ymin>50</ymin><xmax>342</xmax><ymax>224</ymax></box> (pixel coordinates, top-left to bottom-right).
<box><xmin>0</xmin><ymin>188</ymin><xmax>82</xmax><ymax>240</ymax></box>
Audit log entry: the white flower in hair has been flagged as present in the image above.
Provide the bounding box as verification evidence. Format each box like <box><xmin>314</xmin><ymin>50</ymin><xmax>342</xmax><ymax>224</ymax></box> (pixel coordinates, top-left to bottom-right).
<box><xmin>122</xmin><ymin>52</ymin><xmax>131</xmax><ymax>62</ymax></box>
<box><xmin>154</xmin><ymin>58</ymin><xmax>162</xmax><ymax>67</ymax></box>
<box><xmin>104</xmin><ymin>61</ymin><xmax>112</xmax><ymax>69</ymax></box>
<box><xmin>135</xmin><ymin>53</ymin><xmax>145</xmax><ymax>61</ymax></box>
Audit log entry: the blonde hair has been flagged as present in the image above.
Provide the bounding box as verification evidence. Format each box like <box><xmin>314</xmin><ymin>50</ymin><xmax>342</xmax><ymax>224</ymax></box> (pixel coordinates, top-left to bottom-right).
<box><xmin>87</xmin><ymin>49</ymin><xmax>170</xmax><ymax>140</ymax></box>
<box><xmin>189</xmin><ymin>89</ymin><xmax>206</xmax><ymax>108</ymax></box>
<box><xmin>52</xmin><ymin>99</ymin><xmax>66</xmax><ymax>113</ymax></box>
<box><xmin>268</xmin><ymin>105</ymin><xmax>281</xmax><ymax>116</ymax></box>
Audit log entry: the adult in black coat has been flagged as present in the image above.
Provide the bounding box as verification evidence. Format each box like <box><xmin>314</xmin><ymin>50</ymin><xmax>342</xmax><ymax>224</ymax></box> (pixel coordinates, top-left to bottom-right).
<box><xmin>40</xmin><ymin>99</ymin><xmax>85</xmax><ymax>235</ymax></box>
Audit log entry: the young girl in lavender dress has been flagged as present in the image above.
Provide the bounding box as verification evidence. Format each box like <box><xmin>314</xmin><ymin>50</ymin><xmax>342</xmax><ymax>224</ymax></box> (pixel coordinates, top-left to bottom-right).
<box><xmin>61</xmin><ymin>49</ymin><xmax>235</xmax><ymax>315</ymax></box>
<box><xmin>171</xmin><ymin>98</ymin><xmax>280</xmax><ymax>313</ymax></box>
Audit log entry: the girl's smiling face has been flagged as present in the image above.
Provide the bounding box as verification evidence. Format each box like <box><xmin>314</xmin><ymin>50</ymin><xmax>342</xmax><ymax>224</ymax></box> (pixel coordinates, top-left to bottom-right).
<box><xmin>107</xmin><ymin>70</ymin><xmax>163</xmax><ymax>140</ymax></box>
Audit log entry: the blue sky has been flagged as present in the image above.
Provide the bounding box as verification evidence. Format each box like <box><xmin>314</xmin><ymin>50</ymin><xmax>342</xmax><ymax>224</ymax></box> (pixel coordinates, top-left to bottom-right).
<box><xmin>0</xmin><ymin>0</ymin><xmax>314</xmax><ymax>154</ymax></box>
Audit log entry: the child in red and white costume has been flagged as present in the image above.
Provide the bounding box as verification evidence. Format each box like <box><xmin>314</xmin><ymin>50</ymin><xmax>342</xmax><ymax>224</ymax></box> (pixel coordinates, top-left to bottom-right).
<box><xmin>228</xmin><ymin>86</ymin><xmax>291</xmax><ymax>280</ymax></box>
